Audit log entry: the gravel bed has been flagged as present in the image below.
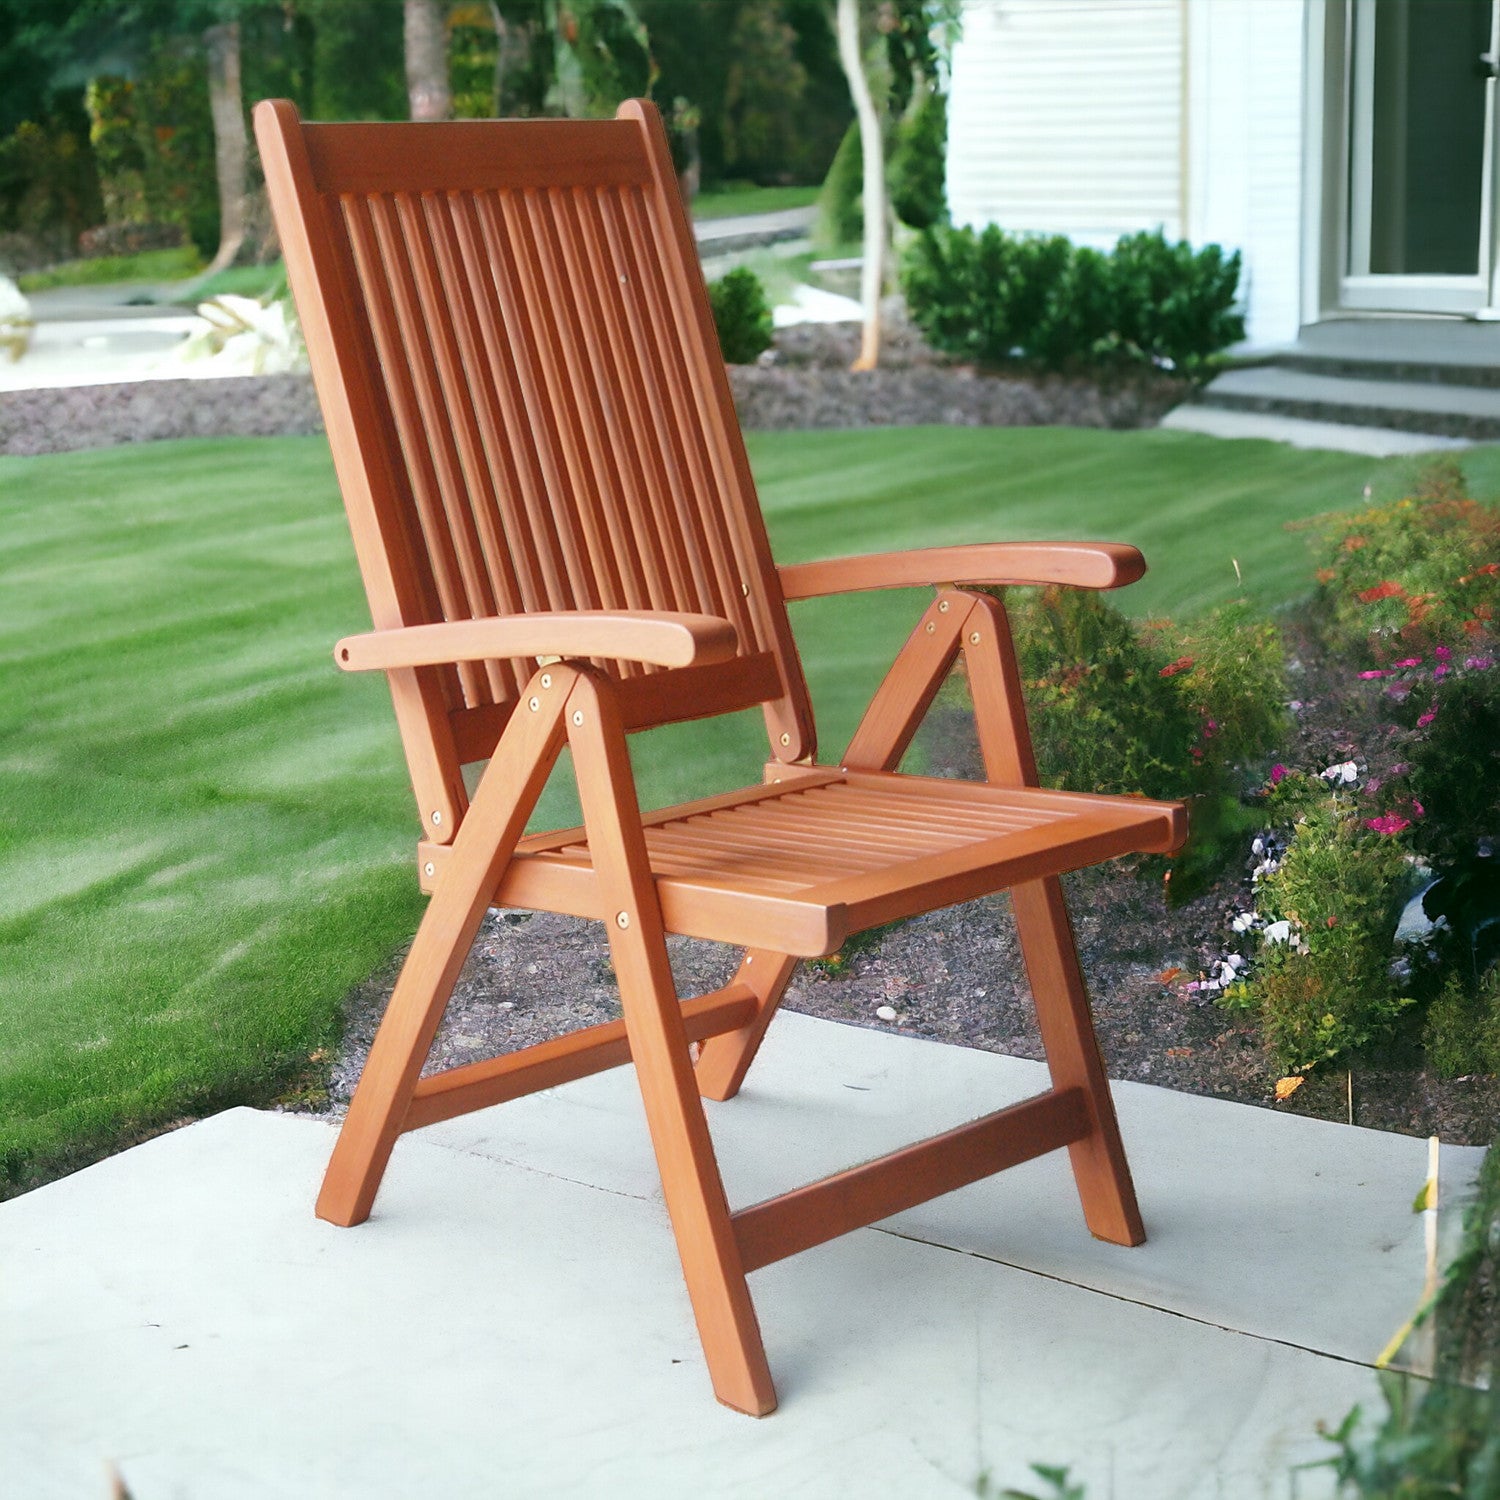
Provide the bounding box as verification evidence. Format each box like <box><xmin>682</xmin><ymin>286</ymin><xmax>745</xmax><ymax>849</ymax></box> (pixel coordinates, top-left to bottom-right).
<box><xmin>3</xmin><ymin>318</ymin><xmax>1186</xmax><ymax>456</ymax></box>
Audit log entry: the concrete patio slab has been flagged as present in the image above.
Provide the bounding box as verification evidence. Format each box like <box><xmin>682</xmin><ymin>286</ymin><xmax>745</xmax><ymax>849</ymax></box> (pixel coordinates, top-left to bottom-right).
<box><xmin>2</xmin><ymin>1012</ymin><xmax>1484</xmax><ymax>1500</ymax></box>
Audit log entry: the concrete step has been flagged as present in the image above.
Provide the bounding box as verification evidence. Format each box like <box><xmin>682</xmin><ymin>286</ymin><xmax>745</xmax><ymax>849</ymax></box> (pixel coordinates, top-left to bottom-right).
<box><xmin>1195</xmin><ymin>364</ymin><xmax>1500</xmax><ymax>440</ymax></box>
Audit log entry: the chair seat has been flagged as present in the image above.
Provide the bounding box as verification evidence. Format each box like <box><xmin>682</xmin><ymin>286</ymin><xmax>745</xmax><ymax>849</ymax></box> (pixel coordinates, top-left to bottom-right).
<box><xmin>441</xmin><ymin>768</ymin><xmax>1184</xmax><ymax>958</ymax></box>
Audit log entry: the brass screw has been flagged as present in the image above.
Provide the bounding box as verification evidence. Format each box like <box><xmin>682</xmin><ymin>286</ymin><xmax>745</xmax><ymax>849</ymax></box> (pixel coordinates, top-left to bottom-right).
<box><xmin>424</xmin><ymin>861</ymin><xmax>435</xmax><ymax>877</ymax></box>
<box><xmin>431</xmin><ymin>810</ymin><xmax>442</xmax><ymax>826</ymax></box>
<box><xmin>969</xmin><ymin>632</ymin><xmax>981</xmax><ymax>645</ymax></box>
<box><xmin>741</xmin><ymin>582</ymin><xmax>750</xmax><ymax>596</ymax></box>
<box><xmin>779</xmin><ymin>732</ymin><xmax>790</xmax><ymax>746</ymax></box>
<box><xmin>925</xmin><ymin>621</ymin><xmax>936</xmax><ymax>634</ymax></box>
<box><xmin>572</xmin><ymin>709</ymin><xmax>584</xmax><ymax>727</ymax></box>
<box><xmin>615</xmin><ymin>911</ymin><xmax>630</xmax><ymax>929</ymax></box>
<box><xmin>938</xmin><ymin>600</ymin><xmax>949</xmax><ymax>613</ymax></box>
<box><xmin>528</xmin><ymin>695</ymin><xmax>541</xmax><ymax>712</ymax></box>
<box><xmin>540</xmin><ymin>672</ymin><xmax>553</xmax><ymax>689</ymax></box>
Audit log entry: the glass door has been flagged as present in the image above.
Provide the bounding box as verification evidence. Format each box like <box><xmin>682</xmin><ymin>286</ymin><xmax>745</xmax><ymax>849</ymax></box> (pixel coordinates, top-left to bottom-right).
<box><xmin>1343</xmin><ymin>0</ymin><xmax>1498</xmax><ymax>312</ymax></box>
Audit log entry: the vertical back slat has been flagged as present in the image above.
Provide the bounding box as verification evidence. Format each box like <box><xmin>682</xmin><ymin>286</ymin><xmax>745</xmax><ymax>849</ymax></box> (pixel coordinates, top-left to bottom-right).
<box><xmin>256</xmin><ymin>99</ymin><xmax>818</xmax><ymax>797</ymax></box>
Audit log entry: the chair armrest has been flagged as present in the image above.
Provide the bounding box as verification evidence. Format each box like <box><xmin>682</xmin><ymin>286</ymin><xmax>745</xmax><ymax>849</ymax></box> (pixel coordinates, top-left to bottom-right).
<box><xmin>778</xmin><ymin>543</ymin><xmax>1146</xmax><ymax>600</ymax></box>
<box><xmin>335</xmin><ymin>610</ymin><xmax>739</xmax><ymax>672</ymax></box>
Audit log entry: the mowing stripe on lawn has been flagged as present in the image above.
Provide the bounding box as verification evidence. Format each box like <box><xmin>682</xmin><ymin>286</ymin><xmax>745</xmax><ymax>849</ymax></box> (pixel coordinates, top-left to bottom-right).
<box><xmin>1</xmin><ymin>427</ymin><xmax>1487</xmax><ymax>1187</ymax></box>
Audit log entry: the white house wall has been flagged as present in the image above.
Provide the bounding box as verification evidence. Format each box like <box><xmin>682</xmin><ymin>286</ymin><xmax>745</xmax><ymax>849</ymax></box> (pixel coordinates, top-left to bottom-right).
<box><xmin>947</xmin><ymin>0</ymin><xmax>1185</xmax><ymax>244</ymax></box>
<box><xmin>1185</xmin><ymin>0</ymin><xmax>1306</xmax><ymax>347</ymax></box>
<box><xmin>948</xmin><ymin>0</ymin><xmax>1310</xmax><ymax>349</ymax></box>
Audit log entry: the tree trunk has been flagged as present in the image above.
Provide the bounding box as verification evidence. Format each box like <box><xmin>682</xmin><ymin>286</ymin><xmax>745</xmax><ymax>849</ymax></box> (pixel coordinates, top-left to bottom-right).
<box><xmin>203</xmin><ymin>21</ymin><xmax>247</xmax><ymax>277</ymax></box>
<box><xmin>405</xmin><ymin>0</ymin><xmax>452</xmax><ymax>121</ymax></box>
<box><xmin>835</xmin><ymin>0</ymin><xmax>885</xmax><ymax>371</ymax></box>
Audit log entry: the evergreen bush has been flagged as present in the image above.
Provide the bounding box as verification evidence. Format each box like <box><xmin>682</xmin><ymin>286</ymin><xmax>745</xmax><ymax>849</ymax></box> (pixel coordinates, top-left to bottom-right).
<box><xmin>708</xmin><ymin>266</ymin><xmax>773</xmax><ymax>364</ymax></box>
<box><xmin>814</xmin><ymin>122</ymin><xmax>862</xmax><ymax>251</ymax></box>
<box><xmin>902</xmin><ymin>223</ymin><xmax>1245</xmax><ymax>376</ymax></box>
<box><xmin>889</xmin><ymin>90</ymin><xmax>947</xmax><ymax>230</ymax></box>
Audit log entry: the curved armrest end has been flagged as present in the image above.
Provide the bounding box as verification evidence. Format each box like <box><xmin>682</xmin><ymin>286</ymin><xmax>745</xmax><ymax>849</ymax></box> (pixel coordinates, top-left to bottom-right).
<box><xmin>780</xmin><ymin>543</ymin><xmax>1146</xmax><ymax>600</ymax></box>
<box><xmin>335</xmin><ymin>610</ymin><xmax>739</xmax><ymax>673</ymax></box>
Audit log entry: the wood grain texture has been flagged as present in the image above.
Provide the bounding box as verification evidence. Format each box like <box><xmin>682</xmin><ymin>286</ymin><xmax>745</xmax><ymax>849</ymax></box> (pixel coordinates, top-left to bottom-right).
<box><xmin>403</xmin><ymin>983</ymin><xmax>758</xmax><ymax>1130</ymax></box>
<box><xmin>335</xmin><ymin>610</ymin><xmax>739</xmax><ymax>673</ymax></box>
<box><xmin>733</xmin><ymin>1087</ymin><xmax>1091</xmax><ymax>1273</ymax></box>
<box><xmin>256</xmin><ymin>96</ymin><xmax>1189</xmax><ymax>1416</ymax></box>
<box><xmin>780</xmin><ymin>542</ymin><xmax>1147</xmax><ymax>600</ymax></box>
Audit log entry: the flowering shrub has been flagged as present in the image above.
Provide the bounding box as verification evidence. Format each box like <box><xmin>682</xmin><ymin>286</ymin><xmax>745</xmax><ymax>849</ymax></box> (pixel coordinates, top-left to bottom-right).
<box><xmin>1217</xmin><ymin>771</ymin><xmax>1415</xmax><ymax>1071</ymax></box>
<box><xmin>1308</xmin><ymin>461</ymin><xmax>1500</xmax><ymax>662</ymax></box>
<box><xmin>1006</xmin><ymin>589</ymin><xmax>1285</xmax><ymax>806</ymax></box>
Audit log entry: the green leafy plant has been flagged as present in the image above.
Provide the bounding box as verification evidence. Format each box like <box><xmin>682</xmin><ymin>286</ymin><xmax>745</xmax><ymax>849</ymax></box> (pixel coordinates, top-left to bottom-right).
<box><xmin>901</xmin><ymin>223</ymin><xmax>1244</xmax><ymax>376</ymax></box>
<box><xmin>1307</xmin><ymin>461</ymin><xmax>1500</xmax><ymax>663</ymax></box>
<box><xmin>1317</xmin><ymin>1137</ymin><xmax>1499</xmax><ymax>1495</ymax></box>
<box><xmin>1222</xmin><ymin>779</ymin><xmax>1415</xmax><ymax>1072</ymax></box>
<box><xmin>814</xmin><ymin>121</ymin><xmax>863</xmax><ymax>251</ymax></box>
<box><xmin>708</xmin><ymin>266</ymin><xmax>774</xmax><ymax>364</ymax></box>
<box><xmin>889</xmin><ymin>88</ymin><xmax>947</xmax><ymax>230</ymax></box>
<box><xmin>1103</xmin><ymin>230</ymin><xmax>1244</xmax><ymax>377</ymax></box>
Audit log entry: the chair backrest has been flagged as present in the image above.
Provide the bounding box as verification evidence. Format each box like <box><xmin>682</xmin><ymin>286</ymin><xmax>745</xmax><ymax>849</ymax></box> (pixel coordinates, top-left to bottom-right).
<box><xmin>254</xmin><ymin>98</ymin><xmax>815</xmax><ymax>840</ymax></box>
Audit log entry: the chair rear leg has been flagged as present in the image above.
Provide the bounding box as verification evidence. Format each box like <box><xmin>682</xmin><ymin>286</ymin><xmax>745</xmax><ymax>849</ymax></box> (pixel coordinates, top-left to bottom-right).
<box><xmin>694</xmin><ymin>950</ymin><xmax>799</xmax><ymax>1102</ymax></box>
<box><xmin>1011</xmin><ymin>876</ymin><xmax>1144</xmax><ymax>1247</ymax></box>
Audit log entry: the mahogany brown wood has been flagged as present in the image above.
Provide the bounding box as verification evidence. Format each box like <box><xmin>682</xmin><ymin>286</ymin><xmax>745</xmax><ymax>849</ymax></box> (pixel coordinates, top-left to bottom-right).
<box><xmin>256</xmin><ymin>96</ymin><xmax>1188</xmax><ymax>1416</ymax></box>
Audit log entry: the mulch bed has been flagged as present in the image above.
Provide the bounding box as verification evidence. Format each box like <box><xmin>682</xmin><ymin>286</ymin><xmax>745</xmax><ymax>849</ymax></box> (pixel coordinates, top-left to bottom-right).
<box><xmin>327</xmin><ymin>606</ymin><xmax>1499</xmax><ymax>1147</ymax></box>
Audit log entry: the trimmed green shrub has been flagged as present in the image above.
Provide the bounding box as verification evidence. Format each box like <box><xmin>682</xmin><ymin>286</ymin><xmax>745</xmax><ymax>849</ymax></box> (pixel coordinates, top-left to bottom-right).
<box><xmin>902</xmin><ymin>223</ymin><xmax>1245</xmax><ymax>376</ymax></box>
<box><xmin>708</xmin><ymin>266</ymin><xmax>773</xmax><ymax>364</ymax></box>
<box><xmin>889</xmin><ymin>90</ymin><xmax>947</xmax><ymax>230</ymax></box>
<box><xmin>814</xmin><ymin>121</ymin><xmax>863</xmax><ymax>251</ymax></box>
<box><xmin>900</xmin><ymin>224</ymin><xmax>1076</xmax><ymax>367</ymax></box>
<box><xmin>1103</xmin><ymin>230</ymin><xmax>1244</xmax><ymax>376</ymax></box>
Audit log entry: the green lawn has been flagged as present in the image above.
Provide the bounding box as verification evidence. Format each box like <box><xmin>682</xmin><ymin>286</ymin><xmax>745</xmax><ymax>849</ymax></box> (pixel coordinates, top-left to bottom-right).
<box><xmin>691</xmin><ymin>183</ymin><xmax>819</xmax><ymax>220</ymax></box>
<box><xmin>17</xmin><ymin>247</ymin><xmax>203</xmax><ymax>293</ymax></box>
<box><xmin>4</xmin><ymin>427</ymin><xmax>1495</xmax><ymax>1190</ymax></box>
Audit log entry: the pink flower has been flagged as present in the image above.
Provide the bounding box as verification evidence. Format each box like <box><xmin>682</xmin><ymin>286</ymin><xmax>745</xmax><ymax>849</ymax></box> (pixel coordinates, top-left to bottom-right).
<box><xmin>1435</xmin><ymin>664</ymin><xmax>1449</xmax><ymax>680</ymax></box>
<box><xmin>1417</xmin><ymin>710</ymin><xmax>1437</xmax><ymax>727</ymax></box>
<box><xmin>1360</xmin><ymin>669</ymin><xmax>1388</xmax><ymax>679</ymax></box>
<box><xmin>1269</xmin><ymin>764</ymin><xmax>1288</xmax><ymax>785</ymax></box>
<box><xmin>1464</xmin><ymin>655</ymin><xmax>1494</xmax><ymax>670</ymax></box>
<box><xmin>1365</xmin><ymin>814</ymin><xmax>1410</xmax><ymax>835</ymax></box>
<box><xmin>1393</xmin><ymin>657</ymin><xmax>1423</xmax><ymax>668</ymax></box>
<box><xmin>1411</xmin><ymin>801</ymin><xmax>1425</xmax><ymax>818</ymax></box>
<box><xmin>1435</xmin><ymin>645</ymin><xmax>1452</xmax><ymax>661</ymax></box>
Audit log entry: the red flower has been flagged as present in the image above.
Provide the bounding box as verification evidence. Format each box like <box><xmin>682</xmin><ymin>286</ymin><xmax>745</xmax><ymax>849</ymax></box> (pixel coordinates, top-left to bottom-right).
<box><xmin>1358</xmin><ymin>580</ymin><xmax>1404</xmax><ymax>603</ymax></box>
<box><xmin>1159</xmin><ymin>655</ymin><xmax>1195</xmax><ymax>677</ymax></box>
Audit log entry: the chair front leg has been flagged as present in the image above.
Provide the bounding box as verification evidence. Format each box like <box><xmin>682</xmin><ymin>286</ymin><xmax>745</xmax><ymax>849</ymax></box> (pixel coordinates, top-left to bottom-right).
<box><xmin>316</xmin><ymin>666</ymin><xmax>574</xmax><ymax>1228</ymax></box>
<box><xmin>565</xmin><ymin>668</ymin><xmax>778</xmax><ymax>1417</ymax></box>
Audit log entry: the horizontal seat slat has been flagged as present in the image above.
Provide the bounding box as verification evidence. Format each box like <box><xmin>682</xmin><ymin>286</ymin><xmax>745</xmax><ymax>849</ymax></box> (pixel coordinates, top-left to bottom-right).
<box><xmin>417</xmin><ymin>767</ymin><xmax>1181</xmax><ymax>957</ymax></box>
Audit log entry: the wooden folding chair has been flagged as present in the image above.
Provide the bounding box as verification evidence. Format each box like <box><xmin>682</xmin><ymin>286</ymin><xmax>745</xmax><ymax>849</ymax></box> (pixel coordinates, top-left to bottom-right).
<box><xmin>254</xmin><ymin>97</ymin><xmax>1187</xmax><ymax>1416</ymax></box>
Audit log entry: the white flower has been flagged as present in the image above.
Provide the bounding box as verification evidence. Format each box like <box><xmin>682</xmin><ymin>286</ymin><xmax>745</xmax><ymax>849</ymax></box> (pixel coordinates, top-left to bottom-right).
<box><xmin>1320</xmin><ymin>761</ymin><xmax>1359</xmax><ymax>785</ymax></box>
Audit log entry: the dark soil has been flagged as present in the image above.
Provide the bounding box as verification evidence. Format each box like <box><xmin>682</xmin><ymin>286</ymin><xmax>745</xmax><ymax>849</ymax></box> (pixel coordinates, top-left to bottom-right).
<box><xmin>328</xmin><ymin>612</ymin><xmax>1499</xmax><ymax>1148</ymax></box>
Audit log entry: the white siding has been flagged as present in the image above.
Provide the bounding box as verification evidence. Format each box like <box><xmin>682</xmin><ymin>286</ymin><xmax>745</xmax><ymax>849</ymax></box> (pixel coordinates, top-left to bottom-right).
<box><xmin>1185</xmin><ymin>0</ymin><xmax>1306</xmax><ymax>346</ymax></box>
<box><xmin>947</xmin><ymin>0</ymin><xmax>1185</xmax><ymax>243</ymax></box>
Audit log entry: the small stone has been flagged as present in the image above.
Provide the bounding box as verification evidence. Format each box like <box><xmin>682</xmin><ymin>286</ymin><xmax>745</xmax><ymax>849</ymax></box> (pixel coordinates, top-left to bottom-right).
<box><xmin>499</xmin><ymin>1001</ymin><xmax>514</xmax><ymax>1010</ymax></box>
<box><xmin>875</xmin><ymin>1004</ymin><xmax>898</xmax><ymax>1022</ymax></box>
